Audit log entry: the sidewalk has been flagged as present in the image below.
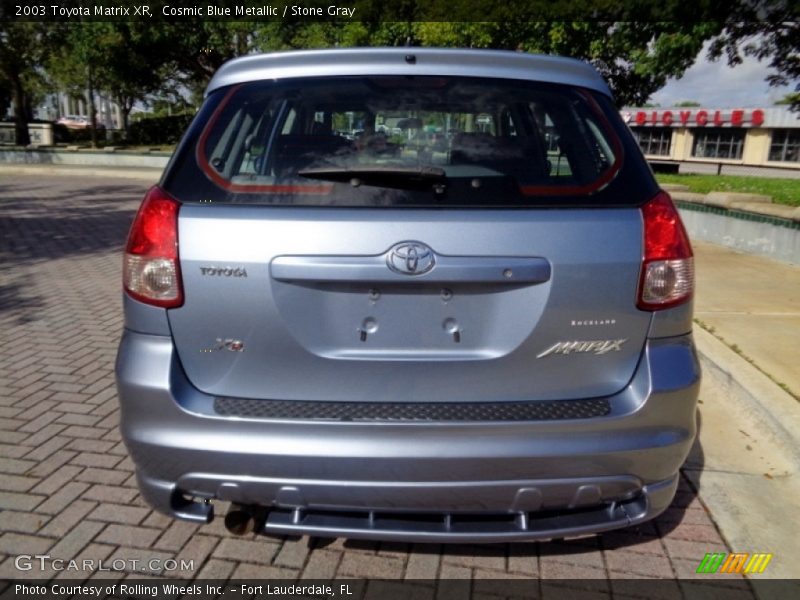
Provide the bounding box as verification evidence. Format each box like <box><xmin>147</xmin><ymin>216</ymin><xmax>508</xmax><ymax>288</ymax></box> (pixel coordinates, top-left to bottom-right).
<box><xmin>690</xmin><ymin>241</ymin><xmax>800</xmax><ymax>581</ymax></box>
<box><xmin>693</xmin><ymin>241</ymin><xmax>800</xmax><ymax>399</ymax></box>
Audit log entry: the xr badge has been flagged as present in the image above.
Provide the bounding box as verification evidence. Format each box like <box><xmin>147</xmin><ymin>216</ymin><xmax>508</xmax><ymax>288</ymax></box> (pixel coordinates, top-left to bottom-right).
<box><xmin>201</xmin><ymin>339</ymin><xmax>245</xmax><ymax>353</ymax></box>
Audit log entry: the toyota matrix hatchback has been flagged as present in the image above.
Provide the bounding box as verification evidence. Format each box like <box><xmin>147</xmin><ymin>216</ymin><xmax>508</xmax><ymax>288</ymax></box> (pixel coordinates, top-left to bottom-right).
<box><xmin>116</xmin><ymin>48</ymin><xmax>699</xmax><ymax>542</ymax></box>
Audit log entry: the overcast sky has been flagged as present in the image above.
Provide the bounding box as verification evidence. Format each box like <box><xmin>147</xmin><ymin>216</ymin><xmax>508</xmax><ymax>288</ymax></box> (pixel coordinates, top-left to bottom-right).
<box><xmin>649</xmin><ymin>45</ymin><xmax>791</xmax><ymax>108</ymax></box>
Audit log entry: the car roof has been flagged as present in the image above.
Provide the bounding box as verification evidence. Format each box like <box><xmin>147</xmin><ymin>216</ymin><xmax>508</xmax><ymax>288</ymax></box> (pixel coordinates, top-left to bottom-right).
<box><xmin>205</xmin><ymin>47</ymin><xmax>612</xmax><ymax>99</ymax></box>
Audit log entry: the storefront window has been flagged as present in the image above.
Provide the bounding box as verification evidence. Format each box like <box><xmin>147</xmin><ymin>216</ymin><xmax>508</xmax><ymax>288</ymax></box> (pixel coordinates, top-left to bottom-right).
<box><xmin>631</xmin><ymin>127</ymin><xmax>672</xmax><ymax>156</ymax></box>
<box><xmin>768</xmin><ymin>129</ymin><xmax>800</xmax><ymax>162</ymax></box>
<box><xmin>692</xmin><ymin>128</ymin><xmax>745</xmax><ymax>159</ymax></box>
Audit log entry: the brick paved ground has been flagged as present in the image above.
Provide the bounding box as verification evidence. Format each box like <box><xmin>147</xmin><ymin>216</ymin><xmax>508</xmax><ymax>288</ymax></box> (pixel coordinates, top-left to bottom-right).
<box><xmin>0</xmin><ymin>173</ymin><xmax>753</xmax><ymax>596</ymax></box>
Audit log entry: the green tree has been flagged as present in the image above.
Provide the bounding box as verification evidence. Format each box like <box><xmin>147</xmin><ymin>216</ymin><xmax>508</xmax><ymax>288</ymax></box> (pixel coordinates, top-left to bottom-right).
<box><xmin>774</xmin><ymin>93</ymin><xmax>800</xmax><ymax>106</ymax></box>
<box><xmin>0</xmin><ymin>23</ymin><xmax>52</xmax><ymax>145</ymax></box>
<box><xmin>154</xmin><ymin>22</ymin><xmax>263</xmax><ymax>99</ymax></box>
<box><xmin>94</xmin><ymin>24</ymin><xmax>173</xmax><ymax>137</ymax></box>
<box><xmin>47</xmin><ymin>22</ymin><xmax>173</xmax><ymax>143</ymax></box>
<box><xmin>150</xmin><ymin>20</ymin><xmax>380</xmax><ymax>98</ymax></box>
<box><xmin>47</xmin><ymin>23</ymin><xmax>110</xmax><ymax>146</ymax></box>
<box><xmin>413</xmin><ymin>22</ymin><xmax>724</xmax><ymax>107</ymax></box>
<box><xmin>708</xmin><ymin>6</ymin><xmax>800</xmax><ymax>110</ymax></box>
<box><xmin>160</xmin><ymin>17</ymin><xmax>722</xmax><ymax>110</ymax></box>
<box><xmin>145</xmin><ymin>4</ymin><xmax>732</xmax><ymax>109</ymax></box>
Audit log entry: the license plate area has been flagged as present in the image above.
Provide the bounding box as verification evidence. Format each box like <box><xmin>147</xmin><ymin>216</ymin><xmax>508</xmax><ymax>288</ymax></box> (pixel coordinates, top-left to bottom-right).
<box><xmin>270</xmin><ymin>280</ymin><xmax>546</xmax><ymax>360</ymax></box>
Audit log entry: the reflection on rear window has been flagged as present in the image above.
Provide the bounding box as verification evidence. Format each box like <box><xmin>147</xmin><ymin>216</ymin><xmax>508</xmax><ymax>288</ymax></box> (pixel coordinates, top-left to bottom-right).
<box><xmin>193</xmin><ymin>76</ymin><xmax>622</xmax><ymax>206</ymax></box>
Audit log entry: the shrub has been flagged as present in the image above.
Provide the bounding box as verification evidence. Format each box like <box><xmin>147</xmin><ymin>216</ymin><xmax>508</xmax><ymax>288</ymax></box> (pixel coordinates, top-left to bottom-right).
<box><xmin>128</xmin><ymin>114</ymin><xmax>194</xmax><ymax>146</ymax></box>
<box><xmin>52</xmin><ymin>124</ymin><xmax>93</xmax><ymax>144</ymax></box>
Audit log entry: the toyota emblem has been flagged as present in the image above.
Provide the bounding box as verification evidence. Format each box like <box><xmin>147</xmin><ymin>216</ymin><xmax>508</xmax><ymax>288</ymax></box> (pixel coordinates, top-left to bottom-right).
<box><xmin>386</xmin><ymin>242</ymin><xmax>436</xmax><ymax>275</ymax></box>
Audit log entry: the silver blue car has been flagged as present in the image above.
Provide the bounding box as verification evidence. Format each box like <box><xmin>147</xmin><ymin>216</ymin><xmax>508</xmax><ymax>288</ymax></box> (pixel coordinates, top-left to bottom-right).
<box><xmin>116</xmin><ymin>48</ymin><xmax>699</xmax><ymax>542</ymax></box>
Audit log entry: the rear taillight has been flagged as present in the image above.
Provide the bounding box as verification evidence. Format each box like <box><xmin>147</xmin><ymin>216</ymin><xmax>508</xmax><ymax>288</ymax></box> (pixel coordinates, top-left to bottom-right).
<box><xmin>123</xmin><ymin>186</ymin><xmax>183</xmax><ymax>308</ymax></box>
<box><xmin>637</xmin><ymin>191</ymin><xmax>694</xmax><ymax>310</ymax></box>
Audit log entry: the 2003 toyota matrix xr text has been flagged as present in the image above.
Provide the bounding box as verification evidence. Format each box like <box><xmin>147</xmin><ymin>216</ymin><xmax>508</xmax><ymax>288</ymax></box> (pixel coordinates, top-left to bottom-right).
<box><xmin>115</xmin><ymin>48</ymin><xmax>700</xmax><ymax>542</ymax></box>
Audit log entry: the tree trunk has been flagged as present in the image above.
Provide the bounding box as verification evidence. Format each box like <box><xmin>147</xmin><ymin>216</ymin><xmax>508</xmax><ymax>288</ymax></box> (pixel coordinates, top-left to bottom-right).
<box><xmin>122</xmin><ymin>105</ymin><xmax>131</xmax><ymax>141</ymax></box>
<box><xmin>23</xmin><ymin>92</ymin><xmax>34</xmax><ymax>121</ymax></box>
<box><xmin>10</xmin><ymin>73</ymin><xmax>30</xmax><ymax>146</ymax></box>
<box><xmin>87</xmin><ymin>66</ymin><xmax>97</xmax><ymax>147</ymax></box>
<box><xmin>112</xmin><ymin>93</ymin><xmax>134</xmax><ymax>142</ymax></box>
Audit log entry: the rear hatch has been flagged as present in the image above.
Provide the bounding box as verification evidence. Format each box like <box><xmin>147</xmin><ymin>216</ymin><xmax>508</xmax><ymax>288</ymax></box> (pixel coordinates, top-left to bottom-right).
<box><xmin>162</xmin><ymin>75</ymin><xmax>659</xmax><ymax>403</ymax></box>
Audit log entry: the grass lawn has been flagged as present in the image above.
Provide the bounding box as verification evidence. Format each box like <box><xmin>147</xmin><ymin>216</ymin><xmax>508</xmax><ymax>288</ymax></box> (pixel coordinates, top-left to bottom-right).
<box><xmin>656</xmin><ymin>173</ymin><xmax>800</xmax><ymax>207</ymax></box>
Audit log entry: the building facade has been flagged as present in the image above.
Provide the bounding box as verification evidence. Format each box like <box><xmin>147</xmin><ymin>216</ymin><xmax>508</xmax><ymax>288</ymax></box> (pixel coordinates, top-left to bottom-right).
<box><xmin>54</xmin><ymin>92</ymin><xmax>123</xmax><ymax>130</ymax></box>
<box><xmin>622</xmin><ymin>106</ymin><xmax>800</xmax><ymax>175</ymax></box>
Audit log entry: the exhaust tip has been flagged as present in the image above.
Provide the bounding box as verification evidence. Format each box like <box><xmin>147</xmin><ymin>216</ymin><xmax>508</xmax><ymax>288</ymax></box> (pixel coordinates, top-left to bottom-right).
<box><xmin>224</xmin><ymin>504</ymin><xmax>270</xmax><ymax>536</ymax></box>
<box><xmin>224</xmin><ymin>505</ymin><xmax>256</xmax><ymax>535</ymax></box>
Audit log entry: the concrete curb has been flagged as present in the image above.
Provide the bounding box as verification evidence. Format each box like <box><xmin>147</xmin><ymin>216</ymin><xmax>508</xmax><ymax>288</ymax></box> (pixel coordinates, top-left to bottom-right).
<box><xmin>691</xmin><ymin>327</ymin><xmax>800</xmax><ymax>584</ymax></box>
<box><xmin>0</xmin><ymin>163</ymin><xmax>163</xmax><ymax>182</ymax></box>
<box><xmin>694</xmin><ymin>326</ymin><xmax>800</xmax><ymax>464</ymax></box>
<box><xmin>0</xmin><ymin>148</ymin><xmax>171</xmax><ymax>169</ymax></box>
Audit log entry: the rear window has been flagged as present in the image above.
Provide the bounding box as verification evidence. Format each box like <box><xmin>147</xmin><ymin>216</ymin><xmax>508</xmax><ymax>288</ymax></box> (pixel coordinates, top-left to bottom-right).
<box><xmin>169</xmin><ymin>76</ymin><xmax>638</xmax><ymax>207</ymax></box>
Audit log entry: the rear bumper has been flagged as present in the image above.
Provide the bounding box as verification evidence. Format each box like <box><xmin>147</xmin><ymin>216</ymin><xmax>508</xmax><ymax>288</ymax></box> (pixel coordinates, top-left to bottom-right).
<box><xmin>116</xmin><ymin>331</ymin><xmax>700</xmax><ymax>542</ymax></box>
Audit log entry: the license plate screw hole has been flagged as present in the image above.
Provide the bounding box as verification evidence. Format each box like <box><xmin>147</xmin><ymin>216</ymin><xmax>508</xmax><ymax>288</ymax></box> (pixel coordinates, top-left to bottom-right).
<box><xmin>359</xmin><ymin>317</ymin><xmax>378</xmax><ymax>341</ymax></box>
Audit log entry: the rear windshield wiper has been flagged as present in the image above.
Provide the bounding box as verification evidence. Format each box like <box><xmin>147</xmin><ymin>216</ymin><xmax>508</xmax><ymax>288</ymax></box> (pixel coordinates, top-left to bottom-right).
<box><xmin>297</xmin><ymin>165</ymin><xmax>446</xmax><ymax>191</ymax></box>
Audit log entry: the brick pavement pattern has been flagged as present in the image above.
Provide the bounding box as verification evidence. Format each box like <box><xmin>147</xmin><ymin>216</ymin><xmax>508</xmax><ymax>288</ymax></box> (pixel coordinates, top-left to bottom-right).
<box><xmin>0</xmin><ymin>174</ymin><xmax>753</xmax><ymax>596</ymax></box>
